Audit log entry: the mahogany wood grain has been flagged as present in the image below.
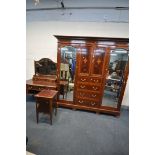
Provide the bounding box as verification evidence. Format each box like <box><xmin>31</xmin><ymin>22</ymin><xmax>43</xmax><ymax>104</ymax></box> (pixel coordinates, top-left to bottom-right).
<box><xmin>55</xmin><ymin>35</ymin><xmax>129</xmax><ymax>116</ymax></box>
<box><xmin>35</xmin><ymin>90</ymin><xmax>58</xmax><ymax>125</ymax></box>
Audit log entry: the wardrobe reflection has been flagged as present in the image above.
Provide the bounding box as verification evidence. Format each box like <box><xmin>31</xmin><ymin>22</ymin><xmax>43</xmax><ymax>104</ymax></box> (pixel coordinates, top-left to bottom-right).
<box><xmin>59</xmin><ymin>46</ymin><xmax>76</xmax><ymax>101</ymax></box>
<box><xmin>102</xmin><ymin>49</ymin><xmax>128</xmax><ymax>108</ymax></box>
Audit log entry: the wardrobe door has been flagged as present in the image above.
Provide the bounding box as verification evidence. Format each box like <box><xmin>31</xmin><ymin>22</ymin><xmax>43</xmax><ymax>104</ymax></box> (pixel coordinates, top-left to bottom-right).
<box><xmin>59</xmin><ymin>45</ymin><xmax>77</xmax><ymax>101</ymax></box>
<box><xmin>101</xmin><ymin>48</ymin><xmax>129</xmax><ymax>108</ymax></box>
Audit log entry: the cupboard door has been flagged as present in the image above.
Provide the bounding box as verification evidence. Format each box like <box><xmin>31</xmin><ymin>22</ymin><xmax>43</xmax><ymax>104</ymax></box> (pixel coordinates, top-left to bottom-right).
<box><xmin>91</xmin><ymin>47</ymin><xmax>106</xmax><ymax>76</ymax></box>
<box><xmin>78</xmin><ymin>46</ymin><xmax>92</xmax><ymax>75</ymax></box>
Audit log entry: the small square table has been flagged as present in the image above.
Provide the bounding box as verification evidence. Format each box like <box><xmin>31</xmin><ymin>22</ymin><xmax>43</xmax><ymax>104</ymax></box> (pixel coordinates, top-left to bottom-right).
<box><xmin>35</xmin><ymin>90</ymin><xmax>58</xmax><ymax>125</ymax></box>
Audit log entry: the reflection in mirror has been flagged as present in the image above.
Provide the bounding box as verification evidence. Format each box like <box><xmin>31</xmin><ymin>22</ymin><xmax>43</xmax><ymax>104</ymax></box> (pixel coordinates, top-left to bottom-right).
<box><xmin>102</xmin><ymin>49</ymin><xmax>128</xmax><ymax>108</ymax></box>
<box><xmin>59</xmin><ymin>46</ymin><xmax>76</xmax><ymax>101</ymax></box>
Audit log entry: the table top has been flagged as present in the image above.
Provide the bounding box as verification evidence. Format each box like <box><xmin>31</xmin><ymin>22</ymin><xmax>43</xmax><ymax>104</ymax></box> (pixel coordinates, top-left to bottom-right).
<box><xmin>26</xmin><ymin>79</ymin><xmax>57</xmax><ymax>88</ymax></box>
<box><xmin>35</xmin><ymin>90</ymin><xmax>58</xmax><ymax>99</ymax></box>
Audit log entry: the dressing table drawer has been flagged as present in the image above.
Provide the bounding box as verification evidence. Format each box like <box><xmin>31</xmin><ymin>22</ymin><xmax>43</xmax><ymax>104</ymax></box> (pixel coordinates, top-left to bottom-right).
<box><xmin>27</xmin><ymin>85</ymin><xmax>52</xmax><ymax>91</ymax></box>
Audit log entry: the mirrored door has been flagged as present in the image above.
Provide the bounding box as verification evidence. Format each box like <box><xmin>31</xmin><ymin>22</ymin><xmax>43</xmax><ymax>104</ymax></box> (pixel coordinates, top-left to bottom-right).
<box><xmin>102</xmin><ymin>48</ymin><xmax>129</xmax><ymax>108</ymax></box>
<box><xmin>59</xmin><ymin>46</ymin><xmax>77</xmax><ymax>101</ymax></box>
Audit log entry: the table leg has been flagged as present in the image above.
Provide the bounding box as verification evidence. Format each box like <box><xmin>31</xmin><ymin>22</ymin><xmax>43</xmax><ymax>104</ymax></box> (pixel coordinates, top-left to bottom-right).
<box><xmin>36</xmin><ymin>103</ymin><xmax>39</xmax><ymax>123</ymax></box>
<box><xmin>49</xmin><ymin>100</ymin><xmax>53</xmax><ymax>125</ymax></box>
<box><xmin>50</xmin><ymin>112</ymin><xmax>53</xmax><ymax>125</ymax></box>
<box><xmin>54</xmin><ymin>98</ymin><xmax>57</xmax><ymax>116</ymax></box>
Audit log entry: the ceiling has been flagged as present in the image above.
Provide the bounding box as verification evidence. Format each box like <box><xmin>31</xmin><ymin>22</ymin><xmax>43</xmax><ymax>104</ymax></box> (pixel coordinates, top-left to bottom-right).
<box><xmin>27</xmin><ymin>0</ymin><xmax>129</xmax><ymax>10</ymax></box>
<box><xmin>26</xmin><ymin>0</ymin><xmax>129</xmax><ymax>23</ymax></box>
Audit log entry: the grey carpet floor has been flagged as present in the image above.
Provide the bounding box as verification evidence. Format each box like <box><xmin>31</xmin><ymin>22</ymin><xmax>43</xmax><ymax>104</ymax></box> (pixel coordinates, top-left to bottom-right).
<box><xmin>26</xmin><ymin>95</ymin><xmax>129</xmax><ymax>155</ymax></box>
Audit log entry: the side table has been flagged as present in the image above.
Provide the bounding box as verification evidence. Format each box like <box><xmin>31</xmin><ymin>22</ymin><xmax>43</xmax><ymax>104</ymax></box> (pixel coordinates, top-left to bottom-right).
<box><xmin>35</xmin><ymin>90</ymin><xmax>58</xmax><ymax>125</ymax></box>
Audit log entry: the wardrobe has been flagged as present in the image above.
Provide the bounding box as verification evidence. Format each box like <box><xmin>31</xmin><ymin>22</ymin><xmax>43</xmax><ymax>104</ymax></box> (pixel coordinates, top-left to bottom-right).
<box><xmin>55</xmin><ymin>35</ymin><xmax>129</xmax><ymax>116</ymax></box>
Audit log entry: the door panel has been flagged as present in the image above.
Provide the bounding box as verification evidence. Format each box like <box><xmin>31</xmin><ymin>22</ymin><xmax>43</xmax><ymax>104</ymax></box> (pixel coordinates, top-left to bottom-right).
<box><xmin>91</xmin><ymin>47</ymin><xmax>106</xmax><ymax>76</ymax></box>
<box><xmin>79</xmin><ymin>46</ymin><xmax>92</xmax><ymax>75</ymax></box>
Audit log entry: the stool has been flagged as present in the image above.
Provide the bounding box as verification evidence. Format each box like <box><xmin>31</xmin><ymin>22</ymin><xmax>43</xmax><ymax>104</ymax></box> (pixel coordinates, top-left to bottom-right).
<box><xmin>35</xmin><ymin>90</ymin><xmax>58</xmax><ymax>125</ymax></box>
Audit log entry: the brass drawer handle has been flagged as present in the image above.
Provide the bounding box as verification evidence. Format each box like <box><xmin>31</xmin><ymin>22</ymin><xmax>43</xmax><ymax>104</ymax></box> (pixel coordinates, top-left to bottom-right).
<box><xmin>81</xmin><ymin>78</ymin><xmax>86</xmax><ymax>82</ymax></box>
<box><xmin>92</xmin><ymin>86</ymin><xmax>98</xmax><ymax>90</ymax></box>
<box><xmin>80</xmin><ymin>85</ymin><xmax>86</xmax><ymax>89</ymax></box>
<box><xmin>79</xmin><ymin>93</ymin><xmax>84</xmax><ymax>96</ymax></box>
<box><xmin>91</xmin><ymin>102</ymin><xmax>96</xmax><ymax>106</ymax></box>
<box><xmin>78</xmin><ymin>100</ymin><xmax>83</xmax><ymax>103</ymax></box>
<box><xmin>92</xmin><ymin>94</ymin><xmax>96</xmax><ymax>97</ymax></box>
<box><xmin>91</xmin><ymin>79</ymin><xmax>99</xmax><ymax>83</ymax></box>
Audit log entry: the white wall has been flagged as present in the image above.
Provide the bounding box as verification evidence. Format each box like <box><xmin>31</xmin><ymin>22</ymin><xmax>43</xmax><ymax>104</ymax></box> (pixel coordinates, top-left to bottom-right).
<box><xmin>122</xmin><ymin>79</ymin><xmax>129</xmax><ymax>106</ymax></box>
<box><xmin>26</xmin><ymin>21</ymin><xmax>129</xmax><ymax>106</ymax></box>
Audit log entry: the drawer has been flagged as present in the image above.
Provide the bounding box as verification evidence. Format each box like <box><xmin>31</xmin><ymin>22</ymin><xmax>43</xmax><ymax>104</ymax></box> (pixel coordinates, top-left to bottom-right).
<box><xmin>75</xmin><ymin>98</ymin><xmax>99</xmax><ymax>107</ymax></box>
<box><xmin>78</xmin><ymin>76</ymin><xmax>102</xmax><ymax>84</ymax></box>
<box><xmin>88</xmin><ymin>100</ymin><xmax>100</xmax><ymax>107</ymax></box>
<box><xmin>90</xmin><ymin>85</ymin><xmax>100</xmax><ymax>91</ymax></box>
<box><xmin>89</xmin><ymin>77</ymin><xmax>102</xmax><ymax>84</ymax></box>
<box><xmin>27</xmin><ymin>85</ymin><xmax>52</xmax><ymax>91</ymax></box>
<box><xmin>78</xmin><ymin>76</ymin><xmax>89</xmax><ymax>83</ymax></box>
<box><xmin>76</xmin><ymin>98</ymin><xmax>90</xmax><ymax>106</ymax></box>
<box><xmin>77</xmin><ymin>84</ymin><xmax>89</xmax><ymax>90</ymax></box>
<box><xmin>77</xmin><ymin>91</ymin><xmax>100</xmax><ymax>100</ymax></box>
<box><xmin>77</xmin><ymin>84</ymin><xmax>101</xmax><ymax>91</ymax></box>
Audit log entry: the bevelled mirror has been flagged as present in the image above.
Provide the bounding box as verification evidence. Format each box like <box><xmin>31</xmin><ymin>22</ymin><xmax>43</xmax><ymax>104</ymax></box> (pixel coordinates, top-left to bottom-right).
<box><xmin>102</xmin><ymin>48</ymin><xmax>129</xmax><ymax>108</ymax></box>
<box><xmin>59</xmin><ymin>46</ymin><xmax>76</xmax><ymax>101</ymax></box>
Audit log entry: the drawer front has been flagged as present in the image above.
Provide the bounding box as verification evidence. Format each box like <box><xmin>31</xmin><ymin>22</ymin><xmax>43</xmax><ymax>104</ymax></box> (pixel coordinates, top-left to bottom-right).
<box><xmin>78</xmin><ymin>76</ymin><xmax>89</xmax><ymax>83</ymax></box>
<box><xmin>77</xmin><ymin>84</ymin><xmax>101</xmax><ymax>91</ymax></box>
<box><xmin>90</xmin><ymin>85</ymin><xmax>100</xmax><ymax>91</ymax></box>
<box><xmin>27</xmin><ymin>85</ymin><xmax>52</xmax><ymax>91</ymax></box>
<box><xmin>89</xmin><ymin>77</ymin><xmax>102</xmax><ymax>84</ymax></box>
<box><xmin>76</xmin><ymin>98</ymin><xmax>88</xmax><ymax>106</ymax></box>
<box><xmin>88</xmin><ymin>100</ymin><xmax>100</xmax><ymax>107</ymax></box>
<box><xmin>77</xmin><ymin>91</ymin><xmax>100</xmax><ymax>100</ymax></box>
<box><xmin>77</xmin><ymin>84</ymin><xmax>89</xmax><ymax>90</ymax></box>
<box><xmin>78</xmin><ymin>76</ymin><xmax>102</xmax><ymax>84</ymax></box>
<box><xmin>75</xmin><ymin>98</ymin><xmax>99</xmax><ymax>107</ymax></box>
